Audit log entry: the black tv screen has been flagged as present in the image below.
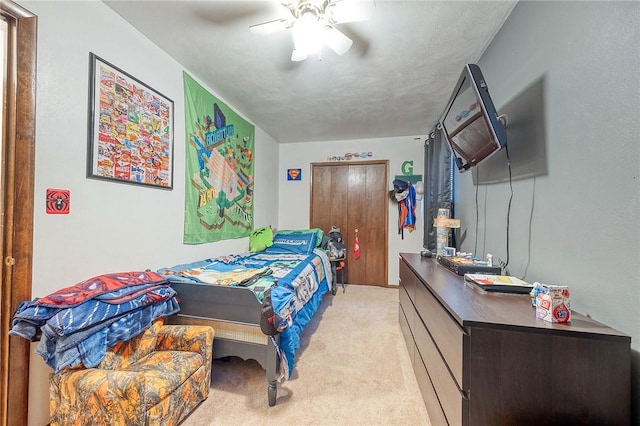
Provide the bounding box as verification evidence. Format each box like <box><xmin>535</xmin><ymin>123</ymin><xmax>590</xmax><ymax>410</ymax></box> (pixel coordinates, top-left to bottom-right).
<box><xmin>440</xmin><ymin>64</ymin><xmax>507</xmax><ymax>172</ymax></box>
<box><xmin>473</xmin><ymin>76</ymin><xmax>548</xmax><ymax>185</ymax></box>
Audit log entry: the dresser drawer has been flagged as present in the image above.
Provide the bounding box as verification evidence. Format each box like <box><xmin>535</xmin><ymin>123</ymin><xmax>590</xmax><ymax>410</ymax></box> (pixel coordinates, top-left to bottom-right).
<box><xmin>398</xmin><ymin>300</ymin><xmax>415</xmax><ymax>365</ymax></box>
<box><xmin>414</xmin><ymin>314</ymin><xmax>465</xmax><ymax>426</ymax></box>
<box><xmin>414</xmin><ymin>280</ymin><xmax>465</xmax><ymax>388</ymax></box>
<box><xmin>399</xmin><ymin>260</ymin><xmax>419</xmax><ymax>304</ymax></box>
<box><xmin>399</xmin><ymin>283</ymin><xmax>414</xmax><ymax>321</ymax></box>
<box><xmin>414</xmin><ymin>347</ymin><xmax>448</xmax><ymax>426</ymax></box>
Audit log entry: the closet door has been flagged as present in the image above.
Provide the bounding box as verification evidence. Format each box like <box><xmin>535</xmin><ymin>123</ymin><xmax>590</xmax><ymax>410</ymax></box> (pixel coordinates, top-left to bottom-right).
<box><xmin>310</xmin><ymin>161</ymin><xmax>388</xmax><ymax>286</ymax></box>
<box><xmin>310</xmin><ymin>163</ymin><xmax>348</xmax><ymax>239</ymax></box>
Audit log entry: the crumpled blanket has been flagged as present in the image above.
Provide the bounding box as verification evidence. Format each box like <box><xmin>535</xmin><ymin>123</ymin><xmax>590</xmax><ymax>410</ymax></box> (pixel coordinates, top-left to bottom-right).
<box><xmin>10</xmin><ymin>282</ymin><xmax>173</xmax><ymax>341</ymax></box>
<box><xmin>9</xmin><ymin>271</ymin><xmax>179</xmax><ymax>372</ymax></box>
<box><xmin>34</xmin><ymin>270</ymin><xmax>168</xmax><ymax>307</ymax></box>
<box><xmin>36</xmin><ymin>295</ymin><xmax>179</xmax><ymax>372</ymax></box>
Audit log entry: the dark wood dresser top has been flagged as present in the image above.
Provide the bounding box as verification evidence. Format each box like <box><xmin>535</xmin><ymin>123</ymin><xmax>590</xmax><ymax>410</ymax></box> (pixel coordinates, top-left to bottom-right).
<box><xmin>400</xmin><ymin>253</ymin><xmax>629</xmax><ymax>341</ymax></box>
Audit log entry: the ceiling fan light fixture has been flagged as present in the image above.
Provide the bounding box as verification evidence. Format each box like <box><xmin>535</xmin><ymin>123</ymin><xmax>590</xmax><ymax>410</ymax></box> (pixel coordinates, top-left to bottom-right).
<box><xmin>249</xmin><ymin>18</ymin><xmax>290</xmax><ymax>35</ymax></box>
<box><xmin>292</xmin><ymin>11</ymin><xmax>325</xmax><ymax>55</ymax></box>
<box><xmin>291</xmin><ymin>48</ymin><xmax>308</xmax><ymax>62</ymax></box>
<box><xmin>324</xmin><ymin>26</ymin><xmax>353</xmax><ymax>56</ymax></box>
<box><xmin>251</xmin><ymin>0</ymin><xmax>367</xmax><ymax>61</ymax></box>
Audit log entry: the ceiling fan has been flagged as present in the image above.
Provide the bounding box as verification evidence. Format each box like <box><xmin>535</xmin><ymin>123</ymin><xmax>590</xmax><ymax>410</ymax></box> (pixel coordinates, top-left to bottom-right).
<box><xmin>250</xmin><ymin>0</ymin><xmax>373</xmax><ymax>61</ymax></box>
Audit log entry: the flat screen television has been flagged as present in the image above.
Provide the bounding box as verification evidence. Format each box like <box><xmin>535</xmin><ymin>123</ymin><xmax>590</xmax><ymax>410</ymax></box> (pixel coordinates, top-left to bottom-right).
<box><xmin>440</xmin><ymin>64</ymin><xmax>507</xmax><ymax>172</ymax></box>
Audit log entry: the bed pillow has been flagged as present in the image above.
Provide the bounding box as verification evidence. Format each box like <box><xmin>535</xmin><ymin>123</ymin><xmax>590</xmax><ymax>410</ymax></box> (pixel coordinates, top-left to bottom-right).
<box><xmin>267</xmin><ymin>232</ymin><xmax>317</xmax><ymax>254</ymax></box>
<box><xmin>276</xmin><ymin>228</ymin><xmax>325</xmax><ymax>248</ymax></box>
<box><xmin>250</xmin><ymin>226</ymin><xmax>273</xmax><ymax>252</ymax></box>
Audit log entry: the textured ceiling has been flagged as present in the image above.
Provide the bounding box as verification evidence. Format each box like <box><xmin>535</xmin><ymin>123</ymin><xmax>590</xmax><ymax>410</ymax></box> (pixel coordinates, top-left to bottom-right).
<box><xmin>104</xmin><ymin>0</ymin><xmax>517</xmax><ymax>143</ymax></box>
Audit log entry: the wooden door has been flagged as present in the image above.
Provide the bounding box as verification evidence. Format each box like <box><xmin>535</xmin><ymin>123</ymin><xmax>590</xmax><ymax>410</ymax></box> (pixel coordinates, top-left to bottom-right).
<box><xmin>0</xmin><ymin>2</ymin><xmax>36</xmax><ymax>424</ymax></box>
<box><xmin>310</xmin><ymin>161</ymin><xmax>388</xmax><ymax>286</ymax></box>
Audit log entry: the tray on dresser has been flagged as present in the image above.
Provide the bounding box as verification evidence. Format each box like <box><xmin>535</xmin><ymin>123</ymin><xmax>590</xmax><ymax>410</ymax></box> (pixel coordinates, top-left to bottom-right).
<box><xmin>464</xmin><ymin>273</ymin><xmax>534</xmax><ymax>294</ymax></box>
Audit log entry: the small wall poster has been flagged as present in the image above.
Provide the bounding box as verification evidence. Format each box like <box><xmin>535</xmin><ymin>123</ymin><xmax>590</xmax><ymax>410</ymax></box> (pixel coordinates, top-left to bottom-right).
<box><xmin>46</xmin><ymin>189</ymin><xmax>70</xmax><ymax>214</ymax></box>
<box><xmin>287</xmin><ymin>169</ymin><xmax>302</xmax><ymax>181</ymax></box>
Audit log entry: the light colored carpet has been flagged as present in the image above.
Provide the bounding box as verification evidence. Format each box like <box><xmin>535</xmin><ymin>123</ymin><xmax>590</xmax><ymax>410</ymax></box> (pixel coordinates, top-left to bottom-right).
<box><xmin>182</xmin><ymin>285</ymin><xmax>431</xmax><ymax>426</ymax></box>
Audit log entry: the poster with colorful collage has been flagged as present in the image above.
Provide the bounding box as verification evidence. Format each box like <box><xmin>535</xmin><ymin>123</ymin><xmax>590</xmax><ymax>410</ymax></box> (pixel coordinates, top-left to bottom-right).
<box><xmin>87</xmin><ymin>53</ymin><xmax>174</xmax><ymax>188</ymax></box>
<box><xmin>182</xmin><ymin>72</ymin><xmax>255</xmax><ymax>244</ymax></box>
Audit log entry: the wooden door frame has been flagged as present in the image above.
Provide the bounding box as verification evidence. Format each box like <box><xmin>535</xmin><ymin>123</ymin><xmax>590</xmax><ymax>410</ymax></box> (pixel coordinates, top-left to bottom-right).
<box><xmin>309</xmin><ymin>160</ymin><xmax>389</xmax><ymax>286</ymax></box>
<box><xmin>0</xmin><ymin>1</ymin><xmax>36</xmax><ymax>424</ymax></box>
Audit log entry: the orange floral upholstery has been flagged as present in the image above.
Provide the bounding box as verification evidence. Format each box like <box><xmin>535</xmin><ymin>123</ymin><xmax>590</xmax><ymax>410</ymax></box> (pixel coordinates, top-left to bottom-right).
<box><xmin>49</xmin><ymin>318</ymin><xmax>214</xmax><ymax>425</ymax></box>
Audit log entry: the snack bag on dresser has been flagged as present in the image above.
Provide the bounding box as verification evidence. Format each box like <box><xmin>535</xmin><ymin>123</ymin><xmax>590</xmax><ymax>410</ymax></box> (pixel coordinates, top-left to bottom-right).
<box><xmin>535</xmin><ymin>284</ymin><xmax>571</xmax><ymax>323</ymax></box>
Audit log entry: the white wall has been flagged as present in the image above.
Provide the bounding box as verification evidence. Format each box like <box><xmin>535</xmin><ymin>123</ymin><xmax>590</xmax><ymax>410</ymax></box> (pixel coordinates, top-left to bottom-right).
<box><xmin>278</xmin><ymin>136</ymin><xmax>425</xmax><ymax>285</ymax></box>
<box><xmin>20</xmin><ymin>1</ymin><xmax>279</xmax><ymax>424</ymax></box>
<box><xmin>455</xmin><ymin>1</ymin><xmax>640</xmax><ymax>410</ymax></box>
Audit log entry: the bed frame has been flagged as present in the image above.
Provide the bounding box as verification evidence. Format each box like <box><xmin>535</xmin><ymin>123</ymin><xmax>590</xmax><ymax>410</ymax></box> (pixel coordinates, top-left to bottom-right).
<box><xmin>166</xmin><ymin>281</ymin><xmax>280</xmax><ymax>406</ymax></box>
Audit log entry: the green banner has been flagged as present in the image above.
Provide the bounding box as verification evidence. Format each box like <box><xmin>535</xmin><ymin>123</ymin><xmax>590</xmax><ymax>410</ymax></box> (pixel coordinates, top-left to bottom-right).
<box><xmin>183</xmin><ymin>72</ymin><xmax>255</xmax><ymax>244</ymax></box>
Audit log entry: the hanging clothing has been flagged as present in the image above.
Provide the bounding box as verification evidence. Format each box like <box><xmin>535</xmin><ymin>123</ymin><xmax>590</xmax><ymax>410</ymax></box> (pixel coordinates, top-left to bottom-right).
<box><xmin>354</xmin><ymin>229</ymin><xmax>361</xmax><ymax>260</ymax></box>
<box><xmin>398</xmin><ymin>182</ymin><xmax>417</xmax><ymax>239</ymax></box>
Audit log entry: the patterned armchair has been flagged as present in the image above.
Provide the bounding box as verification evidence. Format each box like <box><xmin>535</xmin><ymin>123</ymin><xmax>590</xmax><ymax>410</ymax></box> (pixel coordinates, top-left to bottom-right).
<box><xmin>49</xmin><ymin>318</ymin><xmax>214</xmax><ymax>425</ymax></box>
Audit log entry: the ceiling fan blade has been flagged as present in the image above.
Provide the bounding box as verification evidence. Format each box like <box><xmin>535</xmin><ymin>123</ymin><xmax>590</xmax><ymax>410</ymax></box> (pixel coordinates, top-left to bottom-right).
<box><xmin>324</xmin><ymin>27</ymin><xmax>353</xmax><ymax>56</ymax></box>
<box><xmin>291</xmin><ymin>48</ymin><xmax>308</xmax><ymax>62</ymax></box>
<box><xmin>190</xmin><ymin>2</ymin><xmax>273</xmax><ymax>27</ymax></box>
<box><xmin>249</xmin><ymin>18</ymin><xmax>290</xmax><ymax>34</ymax></box>
<box><xmin>328</xmin><ymin>0</ymin><xmax>375</xmax><ymax>24</ymax></box>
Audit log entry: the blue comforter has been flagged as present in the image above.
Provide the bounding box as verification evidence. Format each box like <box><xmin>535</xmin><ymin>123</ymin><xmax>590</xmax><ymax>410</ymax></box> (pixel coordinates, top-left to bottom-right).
<box><xmin>158</xmin><ymin>248</ymin><xmax>332</xmax><ymax>376</ymax></box>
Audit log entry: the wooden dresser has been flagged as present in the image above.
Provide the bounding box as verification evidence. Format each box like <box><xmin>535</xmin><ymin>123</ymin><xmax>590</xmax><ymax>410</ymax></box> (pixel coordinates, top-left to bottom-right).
<box><xmin>399</xmin><ymin>253</ymin><xmax>630</xmax><ymax>426</ymax></box>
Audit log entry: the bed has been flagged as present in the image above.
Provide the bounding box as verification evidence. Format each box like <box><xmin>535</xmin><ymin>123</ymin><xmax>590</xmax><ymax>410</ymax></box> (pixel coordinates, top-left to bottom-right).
<box><xmin>157</xmin><ymin>229</ymin><xmax>333</xmax><ymax>406</ymax></box>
